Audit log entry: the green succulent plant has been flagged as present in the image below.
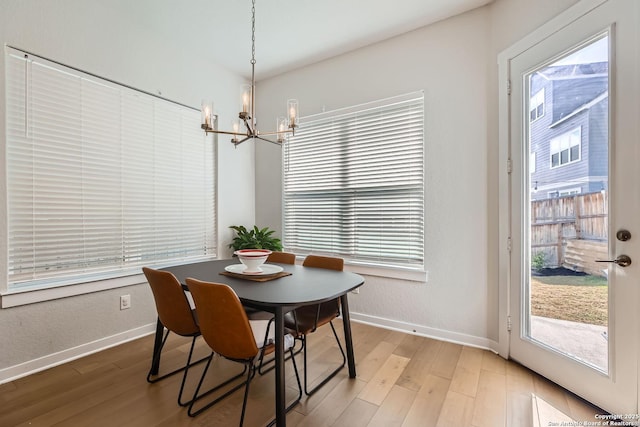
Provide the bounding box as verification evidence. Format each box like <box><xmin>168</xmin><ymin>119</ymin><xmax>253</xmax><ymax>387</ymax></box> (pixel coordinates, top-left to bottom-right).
<box><xmin>228</xmin><ymin>225</ymin><xmax>283</xmax><ymax>252</ymax></box>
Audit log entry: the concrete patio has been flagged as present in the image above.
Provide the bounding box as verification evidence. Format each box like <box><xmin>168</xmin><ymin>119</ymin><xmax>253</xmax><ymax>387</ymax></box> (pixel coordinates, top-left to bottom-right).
<box><xmin>531</xmin><ymin>315</ymin><xmax>608</xmax><ymax>371</ymax></box>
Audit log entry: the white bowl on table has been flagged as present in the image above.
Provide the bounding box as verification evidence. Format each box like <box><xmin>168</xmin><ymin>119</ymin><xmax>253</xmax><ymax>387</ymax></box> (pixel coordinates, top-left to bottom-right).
<box><xmin>234</xmin><ymin>249</ymin><xmax>272</xmax><ymax>273</ymax></box>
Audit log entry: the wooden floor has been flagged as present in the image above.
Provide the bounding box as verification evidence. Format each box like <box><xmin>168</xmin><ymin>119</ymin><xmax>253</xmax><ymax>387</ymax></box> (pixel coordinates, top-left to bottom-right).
<box><xmin>0</xmin><ymin>321</ymin><xmax>604</xmax><ymax>427</ymax></box>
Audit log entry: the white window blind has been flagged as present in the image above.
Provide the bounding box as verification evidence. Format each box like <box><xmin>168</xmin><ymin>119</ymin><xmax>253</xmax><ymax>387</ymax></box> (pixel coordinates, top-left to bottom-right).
<box><xmin>283</xmin><ymin>92</ymin><xmax>424</xmax><ymax>268</ymax></box>
<box><xmin>5</xmin><ymin>47</ymin><xmax>216</xmax><ymax>291</ymax></box>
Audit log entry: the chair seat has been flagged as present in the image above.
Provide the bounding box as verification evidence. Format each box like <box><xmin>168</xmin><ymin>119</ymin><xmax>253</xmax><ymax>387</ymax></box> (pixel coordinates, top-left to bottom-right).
<box><xmin>284</xmin><ymin>301</ymin><xmax>340</xmax><ymax>335</ymax></box>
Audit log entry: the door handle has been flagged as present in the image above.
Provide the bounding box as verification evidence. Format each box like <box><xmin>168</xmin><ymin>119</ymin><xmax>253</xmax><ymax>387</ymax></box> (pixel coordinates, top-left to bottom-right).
<box><xmin>596</xmin><ymin>254</ymin><xmax>632</xmax><ymax>267</ymax></box>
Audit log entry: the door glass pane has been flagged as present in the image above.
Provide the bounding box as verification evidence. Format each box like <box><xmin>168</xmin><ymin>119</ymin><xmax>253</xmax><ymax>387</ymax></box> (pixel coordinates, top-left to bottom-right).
<box><xmin>526</xmin><ymin>35</ymin><xmax>609</xmax><ymax>372</ymax></box>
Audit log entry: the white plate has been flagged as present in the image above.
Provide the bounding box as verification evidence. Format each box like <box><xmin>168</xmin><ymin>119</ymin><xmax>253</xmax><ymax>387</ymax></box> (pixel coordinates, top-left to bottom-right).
<box><xmin>225</xmin><ymin>263</ymin><xmax>284</xmax><ymax>276</ymax></box>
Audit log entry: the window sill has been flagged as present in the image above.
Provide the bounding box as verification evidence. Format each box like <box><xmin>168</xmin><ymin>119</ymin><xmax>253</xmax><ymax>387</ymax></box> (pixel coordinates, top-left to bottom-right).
<box><xmin>1</xmin><ymin>274</ymin><xmax>147</xmax><ymax>308</ymax></box>
<box><xmin>344</xmin><ymin>263</ymin><xmax>428</xmax><ymax>282</ymax></box>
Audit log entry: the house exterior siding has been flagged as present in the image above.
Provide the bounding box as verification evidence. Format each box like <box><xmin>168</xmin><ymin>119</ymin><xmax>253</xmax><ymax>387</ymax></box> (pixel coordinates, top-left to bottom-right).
<box><xmin>529</xmin><ymin>62</ymin><xmax>608</xmax><ymax>200</ymax></box>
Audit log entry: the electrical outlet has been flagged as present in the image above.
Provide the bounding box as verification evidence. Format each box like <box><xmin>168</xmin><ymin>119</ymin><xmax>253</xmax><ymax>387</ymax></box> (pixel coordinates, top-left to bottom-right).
<box><xmin>120</xmin><ymin>294</ymin><xmax>131</xmax><ymax>310</ymax></box>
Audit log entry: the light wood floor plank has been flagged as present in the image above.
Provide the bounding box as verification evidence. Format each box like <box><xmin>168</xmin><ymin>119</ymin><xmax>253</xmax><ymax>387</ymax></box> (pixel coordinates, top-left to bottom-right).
<box><xmin>331</xmin><ymin>398</ymin><xmax>378</xmax><ymax>427</ymax></box>
<box><xmin>435</xmin><ymin>390</ymin><xmax>475</xmax><ymax>427</ymax></box>
<box><xmin>565</xmin><ymin>392</ymin><xmax>604</xmax><ymax>423</ymax></box>
<box><xmin>402</xmin><ymin>374</ymin><xmax>450</xmax><ymax>427</ymax></box>
<box><xmin>508</xmin><ymin>391</ymin><xmax>534</xmax><ymax>427</ymax></box>
<box><xmin>450</xmin><ymin>346</ymin><xmax>483</xmax><ymax>397</ymax></box>
<box><xmin>396</xmin><ymin>337</ymin><xmax>442</xmax><ymax>392</ymax></box>
<box><xmin>392</xmin><ymin>333</ymin><xmax>425</xmax><ymax>359</ymax></box>
<box><xmin>471</xmin><ymin>369</ymin><xmax>507</xmax><ymax>427</ymax></box>
<box><xmin>367</xmin><ymin>384</ymin><xmax>416</xmax><ymax>427</ymax></box>
<box><xmin>358</xmin><ymin>354</ymin><xmax>410</xmax><ymax>405</ymax></box>
<box><xmin>532</xmin><ymin>374</ymin><xmax>572</xmax><ymax>416</ymax></box>
<box><xmin>532</xmin><ymin>394</ymin><xmax>574</xmax><ymax>427</ymax></box>
<box><xmin>353</xmin><ymin>340</ymin><xmax>398</xmax><ymax>382</ymax></box>
<box><xmin>297</xmin><ymin>376</ymin><xmax>367</xmax><ymax>426</ymax></box>
<box><xmin>481</xmin><ymin>350</ymin><xmax>507</xmax><ymax>375</ymax></box>
<box><xmin>431</xmin><ymin>341</ymin><xmax>463</xmax><ymax>380</ymax></box>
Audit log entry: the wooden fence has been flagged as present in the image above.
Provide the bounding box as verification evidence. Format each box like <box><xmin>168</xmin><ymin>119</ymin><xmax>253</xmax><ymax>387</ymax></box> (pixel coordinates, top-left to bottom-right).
<box><xmin>531</xmin><ymin>191</ymin><xmax>607</xmax><ymax>275</ymax></box>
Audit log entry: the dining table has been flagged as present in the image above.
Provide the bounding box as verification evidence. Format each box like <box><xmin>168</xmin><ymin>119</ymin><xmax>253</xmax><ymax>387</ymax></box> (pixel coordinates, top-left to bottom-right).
<box><xmin>152</xmin><ymin>258</ymin><xmax>365</xmax><ymax>426</ymax></box>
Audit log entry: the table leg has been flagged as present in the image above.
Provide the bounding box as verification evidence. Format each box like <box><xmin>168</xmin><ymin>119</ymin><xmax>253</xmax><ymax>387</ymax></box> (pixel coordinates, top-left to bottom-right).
<box><xmin>150</xmin><ymin>317</ymin><xmax>164</xmax><ymax>375</ymax></box>
<box><xmin>274</xmin><ymin>306</ymin><xmax>286</xmax><ymax>426</ymax></box>
<box><xmin>340</xmin><ymin>294</ymin><xmax>357</xmax><ymax>378</ymax></box>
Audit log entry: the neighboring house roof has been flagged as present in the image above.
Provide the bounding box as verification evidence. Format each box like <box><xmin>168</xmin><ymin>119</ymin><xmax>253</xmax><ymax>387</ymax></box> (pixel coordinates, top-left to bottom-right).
<box><xmin>550</xmin><ymin>91</ymin><xmax>608</xmax><ymax>128</ymax></box>
<box><xmin>537</xmin><ymin>62</ymin><xmax>608</xmax><ymax>123</ymax></box>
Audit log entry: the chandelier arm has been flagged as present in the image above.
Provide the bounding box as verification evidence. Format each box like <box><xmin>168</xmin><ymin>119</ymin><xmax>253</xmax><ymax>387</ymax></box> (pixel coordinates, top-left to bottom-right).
<box><xmin>254</xmin><ymin>135</ymin><xmax>283</xmax><ymax>146</ymax></box>
<box><xmin>205</xmin><ymin>129</ymin><xmax>248</xmax><ymax>137</ymax></box>
<box><xmin>242</xmin><ymin>116</ymin><xmax>255</xmax><ymax>136</ymax></box>
<box><xmin>232</xmin><ymin>136</ymin><xmax>252</xmax><ymax>146</ymax></box>
<box><xmin>232</xmin><ymin>135</ymin><xmax>281</xmax><ymax>147</ymax></box>
<box><xmin>254</xmin><ymin>129</ymin><xmax>294</xmax><ymax>138</ymax></box>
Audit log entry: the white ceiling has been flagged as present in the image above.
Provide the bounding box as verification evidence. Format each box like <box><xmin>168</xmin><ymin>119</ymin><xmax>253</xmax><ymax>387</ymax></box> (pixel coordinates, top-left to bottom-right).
<box><xmin>123</xmin><ymin>0</ymin><xmax>493</xmax><ymax>80</ymax></box>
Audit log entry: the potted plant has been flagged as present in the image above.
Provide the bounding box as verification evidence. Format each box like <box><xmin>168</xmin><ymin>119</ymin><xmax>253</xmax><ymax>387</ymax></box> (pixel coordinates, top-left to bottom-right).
<box><xmin>228</xmin><ymin>225</ymin><xmax>283</xmax><ymax>252</ymax></box>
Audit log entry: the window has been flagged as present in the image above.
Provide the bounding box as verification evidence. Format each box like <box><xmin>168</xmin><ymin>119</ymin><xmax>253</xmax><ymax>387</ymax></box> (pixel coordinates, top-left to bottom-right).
<box><xmin>530</xmin><ymin>152</ymin><xmax>536</xmax><ymax>173</ymax></box>
<box><xmin>558</xmin><ymin>187</ymin><xmax>582</xmax><ymax>196</ymax></box>
<box><xmin>283</xmin><ymin>92</ymin><xmax>424</xmax><ymax>269</ymax></box>
<box><xmin>5</xmin><ymin>47</ymin><xmax>216</xmax><ymax>292</ymax></box>
<box><xmin>550</xmin><ymin>127</ymin><xmax>581</xmax><ymax>168</ymax></box>
<box><xmin>530</xmin><ymin>89</ymin><xmax>545</xmax><ymax>122</ymax></box>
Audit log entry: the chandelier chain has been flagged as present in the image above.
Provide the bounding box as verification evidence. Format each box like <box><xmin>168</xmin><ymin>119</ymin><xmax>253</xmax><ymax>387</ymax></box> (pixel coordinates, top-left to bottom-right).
<box><xmin>251</xmin><ymin>0</ymin><xmax>256</xmax><ymax>65</ymax></box>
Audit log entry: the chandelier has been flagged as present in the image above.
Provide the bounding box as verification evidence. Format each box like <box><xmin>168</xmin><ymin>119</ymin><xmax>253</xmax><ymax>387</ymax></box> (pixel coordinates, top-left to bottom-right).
<box><xmin>200</xmin><ymin>0</ymin><xmax>298</xmax><ymax>146</ymax></box>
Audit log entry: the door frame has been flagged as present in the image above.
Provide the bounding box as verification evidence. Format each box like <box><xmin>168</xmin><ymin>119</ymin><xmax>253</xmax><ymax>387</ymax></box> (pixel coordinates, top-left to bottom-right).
<box><xmin>497</xmin><ymin>0</ymin><xmax>639</xmax><ymax>412</ymax></box>
<box><xmin>498</xmin><ymin>0</ymin><xmax>610</xmax><ymax>359</ymax></box>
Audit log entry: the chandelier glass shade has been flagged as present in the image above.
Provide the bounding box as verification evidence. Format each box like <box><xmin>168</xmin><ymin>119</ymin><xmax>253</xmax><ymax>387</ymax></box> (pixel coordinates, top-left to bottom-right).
<box><xmin>200</xmin><ymin>0</ymin><xmax>298</xmax><ymax>146</ymax></box>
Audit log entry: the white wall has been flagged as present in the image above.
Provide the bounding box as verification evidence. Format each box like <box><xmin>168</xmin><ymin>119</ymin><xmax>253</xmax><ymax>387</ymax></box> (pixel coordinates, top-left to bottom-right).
<box><xmin>256</xmin><ymin>0</ymin><xmax>580</xmax><ymax>349</ymax></box>
<box><xmin>0</xmin><ymin>0</ymin><xmax>254</xmax><ymax>378</ymax></box>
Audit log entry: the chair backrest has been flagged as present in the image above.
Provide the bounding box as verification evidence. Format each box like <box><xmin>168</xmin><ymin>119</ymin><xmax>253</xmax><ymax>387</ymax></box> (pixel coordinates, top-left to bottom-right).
<box><xmin>185</xmin><ymin>278</ymin><xmax>259</xmax><ymax>361</ymax></box>
<box><xmin>300</xmin><ymin>255</ymin><xmax>344</xmax><ymax>319</ymax></box>
<box><xmin>302</xmin><ymin>255</ymin><xmax>344</xmax><ymax>271</ymax></box>
<box><xmin>143</xmin><ymin>267</ymin><xmax>199</xmax><ymax>337</ymax></box>
<box><xmin>267</xmin><ymin>251</ymin><xmax>296</xmax><ymax>265</ymax></box>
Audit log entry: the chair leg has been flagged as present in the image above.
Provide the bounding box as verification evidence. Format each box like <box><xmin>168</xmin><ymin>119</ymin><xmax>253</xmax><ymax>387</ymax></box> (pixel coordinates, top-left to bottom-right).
<box><xmin>303</xmin><ymin>320</ymin><xmax>347</xmax><ymax>396</ymax></box>
<box><xmin>287</xmin><ymin>345</ymin><xmax>303</xmax><ymax>409</ymax></box>
<box><xmin>146</xmin><ymin>328</ymin><xmax>170</xmax><ymax>383</ymax></box>
<box><xmin>257</xmin><ymin>337</ymin><xmax>302</xmax><ymax>375</ymax></box>
<box><xmin>188</xmin><ymin>356</ymin><xmax>251</xmax><ymax>418</ymax></box>
<box><xmin>177</xmin><ymin>336</ymin><xmax>203</xmax><ymax>406</ymax></box>
<box><xmin>147</xmin><ymin>332</ymin><xmax>209</xmax><ymax>386</ymax></box>
<box><xmin>239</xmin><ymin>364</ymin><xmax>254</xmax><ymax>427</ymax></box>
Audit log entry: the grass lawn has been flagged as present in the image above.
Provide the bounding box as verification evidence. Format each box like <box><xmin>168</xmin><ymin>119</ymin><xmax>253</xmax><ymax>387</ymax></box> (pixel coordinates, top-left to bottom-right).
<box><xmin>530</xmin><ymin>274</ymin><xmax>608</xmax><ymax>327</ymax></box>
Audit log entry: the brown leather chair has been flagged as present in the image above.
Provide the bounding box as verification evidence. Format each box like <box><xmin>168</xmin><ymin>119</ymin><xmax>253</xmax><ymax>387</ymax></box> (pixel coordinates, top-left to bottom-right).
<box><xmin>185</xmin><ymin>278</ymin><xmax>301</xmax><ymax>426</ymax></box>
<box><xmin>143</xmin><ymin>267</ymin><xmax>210</xmax><ymax>406</ymax></box>
<box><xmin>285</xmin><ymin>255</ymin><xmax>346</xmax><ymax>395</ymax></box>
<box><xmin>266</xmin><ymin>250</ymin><xmax>296</xmax><ymax>264</ymax></box>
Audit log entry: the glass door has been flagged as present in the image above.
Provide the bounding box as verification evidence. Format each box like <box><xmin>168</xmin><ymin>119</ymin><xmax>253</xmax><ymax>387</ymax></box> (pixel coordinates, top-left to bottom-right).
<box><xmin>505</xmin><ymin>0</ymin><xmax>638</xmax><ymax>414</ymax></box>
<box><xmin>527</xmin><ymin>35</ymin><xmax>610</xmax><ymax>373</ymax></box>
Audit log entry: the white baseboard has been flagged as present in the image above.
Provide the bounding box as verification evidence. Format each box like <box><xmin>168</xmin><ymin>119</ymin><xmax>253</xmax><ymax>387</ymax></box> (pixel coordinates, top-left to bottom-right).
<box><xmin>0</xmin><ymin>323</ymin><xmax>157</xmax><ymax>385</ymax></box>
<box><xmin>350</xmin><ymin>312</ymin><xmax>499</xmax><ymax>353</ymax></box>
<box><xmin>1</xmin><ymin>315</ymin><xmax>501</xmax><ymax>385</ymax></box>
